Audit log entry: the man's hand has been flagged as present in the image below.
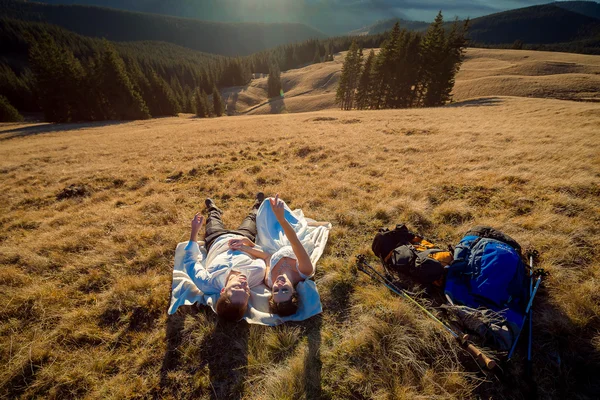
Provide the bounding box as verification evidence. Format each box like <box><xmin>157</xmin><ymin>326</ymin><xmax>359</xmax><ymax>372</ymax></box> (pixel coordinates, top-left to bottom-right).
<box><xmin>228</xmin><ymin>238</ymin><xmax>254</xmax><ymax>250</ymax></box>
<box><xmin>269</xmin><ymin>193</ymin><xmax>285</xmax><ymax>222</ymax></box>
<box><xmin>190</xmin><ymin>213</ymin><xmax>205</xmax><ymax>242</ymax></box>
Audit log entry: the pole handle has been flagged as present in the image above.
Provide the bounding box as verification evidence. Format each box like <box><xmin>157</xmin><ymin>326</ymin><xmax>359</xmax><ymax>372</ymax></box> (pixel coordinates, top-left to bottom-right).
<box><xmin>461</xmin><ymin>335</ymin><xmax>496</xmax><ymax>370</ymax></box>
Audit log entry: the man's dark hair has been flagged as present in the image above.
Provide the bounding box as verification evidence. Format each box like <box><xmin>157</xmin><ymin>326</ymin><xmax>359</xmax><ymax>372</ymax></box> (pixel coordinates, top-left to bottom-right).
<box><xmin>269</xmin><ymin>292</ymin><xmax>299</xmax><ymax>317</ymax></box>
<box><xmin>216</xmin><ymin>293</ymin><xmax>247</xmax><ymax>322</ymax></box>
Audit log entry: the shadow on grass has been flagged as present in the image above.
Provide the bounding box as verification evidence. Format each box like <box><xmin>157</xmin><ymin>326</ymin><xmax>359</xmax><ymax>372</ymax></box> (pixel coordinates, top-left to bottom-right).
<box><xmin>159</xmin><ymin>307</ymin><xmax>196</xmax><ymax>386</ymax></box>
<box><xmin>199</xmin><ymin>318</ymin><xmax>249</xmax><ymax>400</ymax></box>
<box><xmin>303</xmin><ymin>314</ymin><xmax>323</xmax><ymax>399</ymax></box>
<box><xmin>286</xmin><ymin>314</ymin><xmax>324</xmax><ymax>399</ymax></box>
<box><xmin>159</xmin><ymin>305</ymin><xmax>249</xmax><ymax>400</ymax></box>
<box><xmin>269</xmin><ymin>97</ymin><xmax>286</xmax><ymax>114</ymax></box>
<box><xmin>359</xmin><ymin>258</ymin><xmax>600</xmax><ymax>398</ymax></box>
<box><xmin>447</xmin><ymin>97</ymin><xmax>504</xmax><ymax>108</ymax></box>
<box><xmin>0</xmin><ymin>120</ymin><xmax>130</xmax><ymax>141</ymax></box>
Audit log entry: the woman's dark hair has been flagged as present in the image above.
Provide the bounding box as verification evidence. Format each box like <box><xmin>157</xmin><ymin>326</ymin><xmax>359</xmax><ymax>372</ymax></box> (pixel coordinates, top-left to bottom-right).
<box><xmin>269</xmin><ymin>292</ymin><xmax>299</xmax><ymax>317</ymax></box>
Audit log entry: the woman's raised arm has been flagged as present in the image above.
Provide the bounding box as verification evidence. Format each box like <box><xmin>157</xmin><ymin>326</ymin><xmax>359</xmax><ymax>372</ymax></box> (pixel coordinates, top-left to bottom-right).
<box><xmin>270</xmin><ymin>194</ymin><xmax>314</xmax><ymax>277</ymax></box>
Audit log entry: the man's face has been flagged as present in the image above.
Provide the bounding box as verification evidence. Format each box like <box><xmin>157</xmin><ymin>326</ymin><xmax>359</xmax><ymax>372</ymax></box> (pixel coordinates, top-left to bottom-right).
<box><xmin>272</xmin><ymin>274</ymin><xmax>293</xmax><ymax>303</ymax></box>
<box><xmin>222</xmin><ymin>273</ymin><xmax>250</xmax><ymax>306</ymax></box>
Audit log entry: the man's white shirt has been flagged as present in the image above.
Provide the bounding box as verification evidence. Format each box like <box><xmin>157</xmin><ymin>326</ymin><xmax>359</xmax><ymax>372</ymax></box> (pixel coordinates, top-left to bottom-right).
<box><xmin>183</xmin><ymin>234</ymin><xmax>266</xmax><ymax>295</ymax></box>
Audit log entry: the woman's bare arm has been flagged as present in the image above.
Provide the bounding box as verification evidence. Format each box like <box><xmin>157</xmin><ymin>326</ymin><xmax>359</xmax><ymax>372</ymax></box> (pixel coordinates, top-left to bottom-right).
<box><xmin>270</xmin><ymin>195</ymin><xmax>314</xmax><ymax>277</ymax></box>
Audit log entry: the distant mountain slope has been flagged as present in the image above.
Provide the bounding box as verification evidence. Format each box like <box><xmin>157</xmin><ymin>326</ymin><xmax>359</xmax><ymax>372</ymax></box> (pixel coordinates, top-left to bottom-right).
<box><xmin>349</xmin><ymin>4</ymin><xmax>600</xmax><ymax>54</ymax></box>
<box><xmin>0</xmin><ymin>0</ymin><xmax>326</xmax><ymax>56</ymax></box>
<box><xmin>349</xmin><ymin>19</ymin><xmax>429</xmax><ymax>36</ymax></box>
<box><xmin>32</xmin><ymin>0</ymin><xmax>409</xmax><ymax>35</ymax></box>
<box><xmin>467</xmin><ymin>4</ymin><xmax>600</xmax><ymax>45</ymax></box>
<box><xmin>555</xmin><ymin>1</ymin><xmax>600</xmax><ymax>20</ymax></box>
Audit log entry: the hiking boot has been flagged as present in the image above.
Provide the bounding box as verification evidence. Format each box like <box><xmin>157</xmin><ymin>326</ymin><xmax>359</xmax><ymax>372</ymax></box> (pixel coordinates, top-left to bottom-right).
<box><xmin>205</xmin><ymin>198</ymin><xmax>222</xmax><ymax>213</ymax></box>
<box><xmin>253</xmin><ymin>192</ymin><xmax>265</xmax><ymax>209</ymax></box>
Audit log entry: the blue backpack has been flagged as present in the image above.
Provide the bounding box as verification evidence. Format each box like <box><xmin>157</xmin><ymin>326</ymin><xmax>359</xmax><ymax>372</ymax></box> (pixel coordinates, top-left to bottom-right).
<box><xmin>444</xmin><ymin>226</ymin><xmax>529</xmax><ymax>328</ymax></box>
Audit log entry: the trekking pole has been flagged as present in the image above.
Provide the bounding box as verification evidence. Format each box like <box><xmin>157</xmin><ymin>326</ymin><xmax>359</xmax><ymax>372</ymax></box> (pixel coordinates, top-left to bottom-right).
<box><xmin>356</xmin><ymin>256</ymin><xmax>496</xmax><ymax>370</ymax></box>
<box><xmin>507</xmin><ymin>275</ymin><xmax>542</xmax><ymax>360</ymax></box>
<box><xmin>527</xmin><ymin>253</ymin><xmax>534</xmax><ymax>378</ymax></box>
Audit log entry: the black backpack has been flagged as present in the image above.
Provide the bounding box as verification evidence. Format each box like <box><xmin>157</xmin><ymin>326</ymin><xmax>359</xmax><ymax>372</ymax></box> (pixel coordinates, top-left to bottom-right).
<box><xmin>372</xmin><ymin>224</ymin><xmax>452</xmax><ymax>286</ymax></box>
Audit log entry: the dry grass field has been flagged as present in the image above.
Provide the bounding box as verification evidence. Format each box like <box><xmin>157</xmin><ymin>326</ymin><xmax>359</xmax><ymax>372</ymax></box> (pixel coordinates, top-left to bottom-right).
<box><xmin>1</xmin><ymin>55</ymin><xmax>600</xmax><ymax>398</ymax></box>
<box><xmin>222</xmin><ymin>48</ymin><xmax>600</xmax><ymax>115</ymax></box>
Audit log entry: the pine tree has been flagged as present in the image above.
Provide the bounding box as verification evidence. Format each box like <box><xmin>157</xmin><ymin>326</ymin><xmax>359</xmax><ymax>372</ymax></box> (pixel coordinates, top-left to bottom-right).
<box><xmin>402</xmin><ymin>32</ymin><xmax>423</xmax><ymax>108</ymax></box>
<box><xmin>148</xmin><ymin>70</ymin><xmax>179</xmax><ymax>116</ymax></box>
<box><xmin>0</xmin><ymin>95</ymin><xmax>24</xmax><ymax>122</ymax></box>
<box><xmin>267</xmin><ymin>62</ymin><xmax>282</xmax><ymax>98</ymax></box>
<box><xmin>313</xmin><ymin>46</ymin><xmax>321</xmax><ymax>64</ymax></box>
<box><xmin>169</xmin><ymin>76</ymin><xmax>185</xmax><ymax>112</ymax></box>
<box><xmin>391</xmin><ymin>31</ymin><xmax>422</xmax><ymax>108</ymax></box>
<box><xmin>83</xmin><ymin>52</ymin><xmax>112</xmax><ymax>121</ymax></box>
<box><xmin>212</xmin><ymin>86</ymin><xmax>224</xmax><ymax>117</ymax></box>
<box><xmin>95</xmin><ymin>40</ymin><xmax>150</xmax><ymax>120</ymax></box>
<box><xmin>438</xmin><ymin>18</ymin><xmax>469</xmax><ymax>105</ymax></box>
<box><xmin>204</xmin><ymin>90</ymin><xmax>214</xmax><ymax>117</ymax></box>
<box><xmin>28</xmin><ymin>33</ymin><xmax>86</xmax><ymax>122</ymax></box>
<box><xmin>418</xmin><ymin>11</ymin><xmax>447</xmax><ymax>107</ymax></box>
<box><xmin>195</xmin><ymin>88</ymin><xmax>209</xmax><ymax>118</ymax></box>
<box><xmin>336</xmin><ymin>41</ymin><xmax>362</xmax><ymax>110</ymax></box>
<box><xmin>355</xmin><ymin>49</ymin><xmax>375</xmax><ymax>110</ymax></box>
<box><xmin>369</xmin><ymin>51</ymin><xmax>386</xmax><ymax>110</ymax></box>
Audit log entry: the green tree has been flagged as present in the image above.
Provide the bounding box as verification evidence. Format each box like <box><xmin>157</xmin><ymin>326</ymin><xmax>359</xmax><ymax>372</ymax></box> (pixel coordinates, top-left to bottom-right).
<box><xmin>148</xmin><ymin>70</ymin><xmax>180</xmax><ymax>116</ymax></box>
<box><xmin>313</xmin><ymin>46</ymin><xmax>321</xmax><ymax>64</ymax></box>
<box><xmin>355</xmin><ymin>49</ymin><xmax>375</xmax><ymax>110</ymax></box>
<box><xmin>0</xmin><ymin>95</ymin><xmax>24</xmax><ymax>122</ymax></box>
<box><xmin>95</xmin><ymin>40</ymin><xmax>150</xmax><ymax>120</ymax></box>
<box><xmin>267</xmin><ymin>62</ymin><xmax>282</xmax><ymax>98</ymax></box>
<box><xmin>195</xmin><ymin>88</ymin><xmax>209</xmax><ymax>118</ymax></box>
<box><xmin>393</xmin><ymin>31</ymin><xmax>422</xmax><ymax>108</ymax></box>
<box><xmin>418</xmin><ymin>11</ymin><xmax>448</xmax><ymax>107</ymax></box>
<box><xmin>336</xmin><ymin>40</ymin><xmax>362</xmax><ymax>110</ymax></box>
<box><xmin>212</xmin><ymin>86</ymin><xmax>224</xmax><ymax>117</ymax></box>
<box><xmin>28</xmin><ymin>33</ymin><xmax>86</xmax><ymax>122</ymax></box>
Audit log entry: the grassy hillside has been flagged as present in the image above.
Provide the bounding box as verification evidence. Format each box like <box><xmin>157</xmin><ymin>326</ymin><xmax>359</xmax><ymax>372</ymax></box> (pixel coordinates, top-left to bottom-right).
<box><xmin>1</xmin><ymin>0</ymin><xmax>326</xmax><ymax>56</ymax></box>
<box><xmin>217</xmin><ymin>48</ymin><xmax>600</xmax><ymax>116</ymax></box>
<box><xmin>1</xmin><ymin>95</ymin><xmax>599</xmax><ymax>399</ymax></box>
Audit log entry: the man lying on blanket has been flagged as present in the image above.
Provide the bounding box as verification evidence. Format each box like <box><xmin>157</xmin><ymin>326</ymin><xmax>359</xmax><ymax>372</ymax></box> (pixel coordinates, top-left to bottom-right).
<box><xmin>184</xmin><ymin>193</ymin><xmax>267</xmax><ymax>321</ymax></box>
<box><xmin>183</xmin><ymin>193</ymin><xmax>328</xmax><ymax>322</ymax></box>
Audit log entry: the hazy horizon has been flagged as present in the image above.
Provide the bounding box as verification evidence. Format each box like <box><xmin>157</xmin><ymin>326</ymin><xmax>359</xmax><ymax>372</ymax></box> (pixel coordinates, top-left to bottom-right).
<box><xmin>34</xmin><ymin>0</ymin><xmax>598</xmax><ymax>30</ymax></box>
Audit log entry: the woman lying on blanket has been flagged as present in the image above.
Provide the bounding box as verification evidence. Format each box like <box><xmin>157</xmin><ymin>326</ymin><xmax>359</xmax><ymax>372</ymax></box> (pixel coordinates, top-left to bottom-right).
<box><xmin>230</xmin><ymin>194</ymin><xmax>327</xmax><ymax>317</ymax></box>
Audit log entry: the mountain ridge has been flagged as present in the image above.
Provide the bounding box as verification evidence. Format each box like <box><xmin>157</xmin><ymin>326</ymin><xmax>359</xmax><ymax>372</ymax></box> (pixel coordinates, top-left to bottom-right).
<box><xmin>29</xmin><ymin>0</ymin><xmax>410</xmax><ymax>35</ymax></box>
<box><xmin>348</xmin><ymin>3</ymin><xmax>600</xmax><ymax>54</ymax></box>
<box><xmin>0</xmin><ymin>0</ymin><xmax>327</xmax><ymax>56</ymax></box>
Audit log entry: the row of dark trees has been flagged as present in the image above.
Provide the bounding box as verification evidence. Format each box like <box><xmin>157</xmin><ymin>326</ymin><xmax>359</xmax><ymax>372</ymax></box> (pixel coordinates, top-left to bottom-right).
<box><xmin>0</xmin><ymin>17</ymin><xmax>252</xmax><ymax>122</ymax></box>
<box><xmin>29</xmin><ymin>34</ymin><xmax>170</xmax><ymax>122</ymax></box>
<box><xmin>194</xmin><ymin>87</ymin><xmax>224</xmax><ymax>118</ymax></box>
<box><xmin>336</xmin><ymin>13</ymin><xmax>468</xmax><ymax>110</ymax></box>
<box><xmin>0</xmin><ymin>16</ymin><xmax>391</xmax><ymax>122</ymax></box>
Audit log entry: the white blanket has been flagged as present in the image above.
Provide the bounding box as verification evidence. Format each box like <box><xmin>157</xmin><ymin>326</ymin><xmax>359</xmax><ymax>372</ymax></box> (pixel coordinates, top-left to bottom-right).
<box><xmin>168</xmin><ymin>202</ymin><xmax>331</xmax><ymax>325</ymax></box>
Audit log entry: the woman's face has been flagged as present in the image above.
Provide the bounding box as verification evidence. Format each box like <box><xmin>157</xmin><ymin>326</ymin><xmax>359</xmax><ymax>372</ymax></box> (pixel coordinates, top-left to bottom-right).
<box><xmin>272</xmin><ymin>274</ymin><xmax>293</xmax><ymax>303</ymax></box>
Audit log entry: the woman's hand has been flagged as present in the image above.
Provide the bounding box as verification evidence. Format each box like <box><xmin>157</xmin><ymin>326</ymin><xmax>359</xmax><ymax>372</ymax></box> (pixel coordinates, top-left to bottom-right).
<box><xmin>269</xmin><ymin>193</ymin><xmax>285</xmax><ymax>222</ymax></box>
<box><xmin>190</xmin><ymin>213</ymin><xmax>205</xmax><ymax>242</ymax></box>
<box><xmin>228</xmin><ymin>238</ymin><xmax>254</xmax><ymax>250</ymax></box>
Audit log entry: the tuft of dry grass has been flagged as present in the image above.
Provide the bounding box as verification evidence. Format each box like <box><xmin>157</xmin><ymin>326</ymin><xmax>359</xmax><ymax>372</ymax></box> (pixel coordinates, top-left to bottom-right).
<box><xmin>1</xmin><ymin>94</ymin><xmax>599</xmax><ymax>399</ymax></box>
